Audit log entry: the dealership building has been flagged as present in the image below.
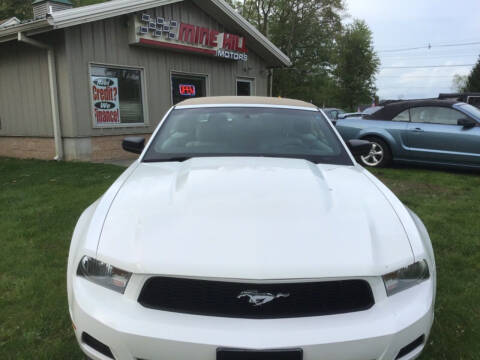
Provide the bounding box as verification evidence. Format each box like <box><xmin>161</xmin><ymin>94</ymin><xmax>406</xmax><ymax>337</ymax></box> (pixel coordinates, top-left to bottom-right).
<box><xmin>0</xmin><ymin>0</ymin><xmax>290</xmax><ymax>161</ymax></box>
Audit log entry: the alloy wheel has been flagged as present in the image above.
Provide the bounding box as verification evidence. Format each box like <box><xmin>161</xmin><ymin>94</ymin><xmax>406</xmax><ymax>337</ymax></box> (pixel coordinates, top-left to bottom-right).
<box><xmin>361</xmin><ymin>142</ymin><xmax>384</xmax><ymax>167</ymax></box>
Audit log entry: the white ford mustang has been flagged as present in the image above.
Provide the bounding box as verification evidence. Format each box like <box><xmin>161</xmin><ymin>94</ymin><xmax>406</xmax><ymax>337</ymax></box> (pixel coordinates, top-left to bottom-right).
<box><xmin>67</xmin><ymin>97</ymin><xmax>436</xmax><ymax>360</ymax></box>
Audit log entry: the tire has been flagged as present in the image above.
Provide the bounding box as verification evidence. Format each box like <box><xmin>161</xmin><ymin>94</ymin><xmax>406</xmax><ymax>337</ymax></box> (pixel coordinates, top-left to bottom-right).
<box><xmin>358</xmin><ymin>137</ymin><xmax>392</xmax><ymax>168</ymax></box>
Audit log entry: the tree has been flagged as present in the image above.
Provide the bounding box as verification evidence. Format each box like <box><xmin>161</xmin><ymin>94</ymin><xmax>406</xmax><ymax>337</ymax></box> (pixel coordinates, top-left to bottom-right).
<box><xmin>0</xmin><ymin>0</ymin><xmax>32</xmax><ymax>20</ymax></box>
<box><xmin>226</xmin><ymin>0</ymin><xmax>274</xmax><ymax>37</ymax></box>
<box><xmin>0</xmin><ymin>0</ymin><xmax>106</xmax><ymax>20</ymax></box>
<box><xmin>333</xmin><ymin>20</ymin><xmax>379</xmax><ymax>111</ymax></box>
<box><xmin>451</xmin><ymin>74</ymin><xmax>467</xmax><ymax>92</ymax></box>
<box><xmin>227</xmin><ymin>0</ymin><xmax>346</xmax><ymax>105</ymax></box>
<box><xmin>464</xmin><ymin>56</ymin><xmax>480</xmax><ymax>92</ymax></box>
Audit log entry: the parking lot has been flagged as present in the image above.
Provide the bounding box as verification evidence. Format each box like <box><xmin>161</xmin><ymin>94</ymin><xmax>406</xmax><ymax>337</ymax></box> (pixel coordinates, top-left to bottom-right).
<box><xmin>0</xmin><ymin>157</ymin><xmax>478</xmax><ymax>359</ymax></box>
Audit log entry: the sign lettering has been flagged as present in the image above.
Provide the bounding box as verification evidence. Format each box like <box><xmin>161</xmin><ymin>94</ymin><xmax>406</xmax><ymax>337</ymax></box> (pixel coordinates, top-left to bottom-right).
<box><xmin>135</xmin><ymin>14</ymin><xmax>248</xmax><ymax>62</ymax></box>
<box><xmin>91</xmin><ymin>76</ymin><xmax>121</xmax><ymax>124</ymax></box>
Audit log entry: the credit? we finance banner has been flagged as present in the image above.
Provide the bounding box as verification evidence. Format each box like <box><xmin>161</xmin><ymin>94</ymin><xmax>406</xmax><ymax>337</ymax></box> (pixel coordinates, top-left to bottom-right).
<box><xmin>91</xmin><ymin>76</ymin><xmax>121</xmax><ymax>124</ymax></box>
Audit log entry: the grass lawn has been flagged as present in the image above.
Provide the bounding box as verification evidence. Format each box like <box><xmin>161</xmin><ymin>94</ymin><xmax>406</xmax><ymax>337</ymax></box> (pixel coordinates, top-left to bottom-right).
<box><xmin>0</xmin><ymin>158</ymin><xmax>479</xmax><ymax>359</ymax></box>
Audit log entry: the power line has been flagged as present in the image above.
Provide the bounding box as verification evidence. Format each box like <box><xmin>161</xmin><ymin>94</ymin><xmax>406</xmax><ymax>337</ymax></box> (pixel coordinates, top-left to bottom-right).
<box><xmin>378</xmin><ymin>41</ymin><xmax>480</xmax><ymax>53</ymax></box>
<box><xmin>376</xmin><ymin>37</ymin><xmax>480</xmax><ymax>48</ymax></box>
<box><xmin>377</xmin><ymin>75</ymin><xmax>461</xmax><ymax>78</ymax></box>
<box><xmin>379</xmin><ymin>45</ymin><xmax>427</xmax><ymax>53</ymax></box>
<box><xmin>379</xmin><ymin>86</ymin><xmax>454</xmax><ymax>89</ymax></box>
<box><xmin>437</xmin><ymin>41</ymin><xmax>480</xmax><ymax>48</ymax></box>
<box><xmin>380</xmin><ymin>64</ymin><xmax>474</xmax><ymax>69</ymax></box>
<box><xmin>381</xmin><ymin>53</ymin><xmax>480</xmax><ymax>60</ymax></box>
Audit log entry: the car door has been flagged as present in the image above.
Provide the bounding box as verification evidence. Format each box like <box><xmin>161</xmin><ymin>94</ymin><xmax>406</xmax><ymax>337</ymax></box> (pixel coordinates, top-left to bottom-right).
<box><xmin>404</xmin><ymin>106</ymin><xmax>480</xmax><ymax>165</ymax></box>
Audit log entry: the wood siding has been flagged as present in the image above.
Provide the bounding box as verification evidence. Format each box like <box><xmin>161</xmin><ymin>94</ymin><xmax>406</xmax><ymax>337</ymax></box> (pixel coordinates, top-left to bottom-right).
<box><xmin>61</xmin><ymin>1</ymin><xmax>269</xmax><ymax>138</ymax></box>
<box><xmin>0</xmin><ymin>41</ymin><xmax>53</xmax><ymax>137</ymax></box>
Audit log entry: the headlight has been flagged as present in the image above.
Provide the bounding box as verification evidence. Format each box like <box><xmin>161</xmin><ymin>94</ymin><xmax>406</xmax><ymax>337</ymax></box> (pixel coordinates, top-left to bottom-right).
<box><xmin>77</xmin><ymin>256</ymin><xmax>132</xmax><ymax>294</ymax></box>
<box><xmin>383</xmin><ymin>260</ymin><xmax>430</xmax><ymax>296</ymax></box>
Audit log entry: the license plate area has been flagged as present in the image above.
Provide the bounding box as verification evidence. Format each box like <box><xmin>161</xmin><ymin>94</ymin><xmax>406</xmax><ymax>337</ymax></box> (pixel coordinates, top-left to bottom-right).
<box><xmin>217</xmin><ymin>348</ymin><xmax>303</xmax><ymax>360</ymax></box>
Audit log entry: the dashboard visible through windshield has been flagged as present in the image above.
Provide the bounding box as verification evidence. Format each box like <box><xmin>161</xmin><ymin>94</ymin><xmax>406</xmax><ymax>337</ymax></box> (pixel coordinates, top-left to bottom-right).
<box><xmin>143</xmin><ymin>107</ymin><xmax>353</xmax><ymax>165</ymax></box>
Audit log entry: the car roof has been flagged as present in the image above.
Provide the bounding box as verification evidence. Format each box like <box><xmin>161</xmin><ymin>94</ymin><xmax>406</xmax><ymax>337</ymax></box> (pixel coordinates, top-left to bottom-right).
<box><xmin>367</xmin><ymin>99</ymin><xmax>463</xmax><ymax>120</ymax></box>
<box><xmin>176</xmin><ymin>96</ymin><xmax>318</xmax><ymax>109</ymax></box>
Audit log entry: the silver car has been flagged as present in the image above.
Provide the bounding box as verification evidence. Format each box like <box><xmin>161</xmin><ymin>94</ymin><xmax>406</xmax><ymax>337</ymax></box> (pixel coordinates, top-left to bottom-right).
<box><xmin>335</xmin><ymin>99</ymin><xmax>480</xmax><ymax>168</ymax></box>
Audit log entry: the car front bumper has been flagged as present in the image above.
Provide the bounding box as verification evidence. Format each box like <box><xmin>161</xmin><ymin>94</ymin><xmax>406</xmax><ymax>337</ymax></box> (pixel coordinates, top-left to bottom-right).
<box><xmin>70</xmin><ymin>275</ymin><xmax>434</xmax><ymax>360</ymax></box>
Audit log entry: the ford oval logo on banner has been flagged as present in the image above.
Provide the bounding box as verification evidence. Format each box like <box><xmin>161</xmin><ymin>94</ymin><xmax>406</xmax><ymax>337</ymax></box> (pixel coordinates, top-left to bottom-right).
<box><xmin>94</xmin><ymin>101</ymin><xmax>117</xmax><ymax>110</ymax></box>
<box><xmin>93</xmin><ymin>78</ymin><xmax>115</xmax><ymax>87</ymax></box>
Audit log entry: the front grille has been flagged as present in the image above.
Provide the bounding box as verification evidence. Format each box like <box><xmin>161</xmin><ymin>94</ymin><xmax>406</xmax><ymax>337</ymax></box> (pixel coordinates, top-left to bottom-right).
<box><xmin>138</xmin><ymin>277</ymin><xmax>374</xmax><ymax>319</ymax></box>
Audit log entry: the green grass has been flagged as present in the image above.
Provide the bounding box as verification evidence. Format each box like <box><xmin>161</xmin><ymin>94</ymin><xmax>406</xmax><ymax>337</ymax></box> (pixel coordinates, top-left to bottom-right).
<box><xmin>0</xmin><ymin>158</ymin><xmax>123</xmax><ymax>359</ymax></box>
<box><xmin>0</xmin><ymin>158</ymin><xmax>479</xmax><ymax>359</ymax></box>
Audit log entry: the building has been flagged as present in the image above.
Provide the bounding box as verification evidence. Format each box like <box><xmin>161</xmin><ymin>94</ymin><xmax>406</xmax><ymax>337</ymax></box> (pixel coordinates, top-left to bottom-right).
<box><xmin>0</xmin><ymin>0</ymin><xmax>290</xmax><ymax>161</ymax></box>
<box><xmin>0</xmin><ymin>17</ymin><xmax>21</xmax><ymax>28</ymax></box>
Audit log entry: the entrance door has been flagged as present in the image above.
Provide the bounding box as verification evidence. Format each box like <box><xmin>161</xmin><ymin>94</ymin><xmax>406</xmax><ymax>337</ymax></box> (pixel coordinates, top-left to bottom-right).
<box><xmin>236</xmin><ymin>78</ymin><xmax>254</xmax><ymax>96</ymax></box>
<box><xmin>171</xmin><ymin>74</ymin><xmax>207</xmax><ymax>104</ymax></box>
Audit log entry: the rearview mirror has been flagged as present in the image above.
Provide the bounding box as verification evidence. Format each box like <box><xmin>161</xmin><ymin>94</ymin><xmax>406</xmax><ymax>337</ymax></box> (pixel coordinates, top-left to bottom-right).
<box><xmin>347</xmin><ymin>139</ymin><xmax>372</xmax><ymax>157</ymax></box>
<box><xmin>457</xmin><ymin>118</ymin><xmax>477</xmax><ymax>128</ymax></box>
<box><xmin>122</xmin><ymin>137</ymin><xmax>145</xmax><ymax>154</ymax></box>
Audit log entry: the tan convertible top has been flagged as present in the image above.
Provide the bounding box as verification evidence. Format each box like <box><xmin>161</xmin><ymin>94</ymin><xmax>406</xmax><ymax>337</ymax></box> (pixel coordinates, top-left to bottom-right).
<box><xmin>176</xmin><ymin>96</ymin><xmax>318</xmax><ymax>109</ymax></box>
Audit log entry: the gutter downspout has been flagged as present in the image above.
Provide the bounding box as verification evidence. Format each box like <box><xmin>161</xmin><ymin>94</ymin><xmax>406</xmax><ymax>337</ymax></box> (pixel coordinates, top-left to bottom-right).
<box><xmin>267</xmin><ymin>68</ymin><xmax>274</xmax><ymax>97</ymax></box>
<box><xmin>18</xmin><ymin>32</ymin><xmax>63</xmax><ymax>161</ymax></box>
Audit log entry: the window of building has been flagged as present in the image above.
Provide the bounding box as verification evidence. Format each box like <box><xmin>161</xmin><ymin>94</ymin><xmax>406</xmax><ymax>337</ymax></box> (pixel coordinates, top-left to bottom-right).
<box><xmin>410</xmin><ymin>106</ymin><xmax>464</xmax><ymax>125</ymax></box>
<box><xmin>90</xmin><ymin>64</ymin><xmax>146</xmax><ymax>127</ymax></box>
<box><xmin>236</xmin><ymin>78</ymin><xmax>254</xmax><ymax>96</ymax></box>
<box><xmin>392</xmin><ymin>109</ymin><xmax>410</xmax><ymax>122</ymax></box>
<box><xmin>171</xmin><ymin>74</ymin><xmax>207</xmax><ymax>105</ymax></box>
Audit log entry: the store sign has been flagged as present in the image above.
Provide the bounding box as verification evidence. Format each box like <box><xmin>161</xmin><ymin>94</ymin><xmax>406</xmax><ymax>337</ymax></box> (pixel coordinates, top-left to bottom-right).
<box><xmin>91</xmin><ymin>76</ymin><xmax>121</xmax><ymax>124</ymax></box>
<box><xmin>179</xmin><ymin>84</ymin><xmax>196</xmax><ymax>96</ymax></box>
<box><xmin>134</xmin><ymin>14</ymin><xmax>248</xmax><ymax>61</ymax></box>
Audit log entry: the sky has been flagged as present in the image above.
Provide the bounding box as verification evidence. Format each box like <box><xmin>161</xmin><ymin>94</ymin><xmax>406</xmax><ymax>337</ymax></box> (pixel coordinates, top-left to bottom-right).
<box><xmin>344</xmin><ymin>0</ymin><xmax>480</xmax><ymax>100</ymax></box>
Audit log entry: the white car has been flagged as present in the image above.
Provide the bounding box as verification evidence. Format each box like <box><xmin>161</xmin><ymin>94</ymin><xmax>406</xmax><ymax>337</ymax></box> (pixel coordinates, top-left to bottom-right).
<box><xmin>67</xmin><ymin>97</ymin><xmax>436</xmax><ymax>360</ymax></box>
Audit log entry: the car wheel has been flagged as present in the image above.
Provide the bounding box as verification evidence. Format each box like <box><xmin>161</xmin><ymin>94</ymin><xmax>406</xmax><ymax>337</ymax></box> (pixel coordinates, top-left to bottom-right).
<box><xmin>359</xmin><ymin>137</ymin><xmax>392</xmax><ymax>167</ymax></box>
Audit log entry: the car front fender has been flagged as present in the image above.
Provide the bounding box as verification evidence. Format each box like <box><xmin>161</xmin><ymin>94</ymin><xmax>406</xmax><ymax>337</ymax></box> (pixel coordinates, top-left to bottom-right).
<box><xmin>357</xmin><ymin>128</ymin><xmax>399</xmax><ymax>155</ymax></box>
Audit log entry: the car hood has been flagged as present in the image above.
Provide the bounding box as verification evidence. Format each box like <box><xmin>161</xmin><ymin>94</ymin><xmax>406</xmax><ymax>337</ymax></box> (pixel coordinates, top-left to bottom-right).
<box><xmin>97</xmin><ymin>157</ymin><xmax>414</xmax><ymax>279</ymax></box>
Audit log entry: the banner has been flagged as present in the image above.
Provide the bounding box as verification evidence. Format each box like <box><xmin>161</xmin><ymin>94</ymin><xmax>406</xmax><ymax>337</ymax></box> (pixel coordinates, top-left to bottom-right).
<box><xmin>91</xmin><ymin>76</ymin><xmax>121</xmax><ymax>124</ymax></box>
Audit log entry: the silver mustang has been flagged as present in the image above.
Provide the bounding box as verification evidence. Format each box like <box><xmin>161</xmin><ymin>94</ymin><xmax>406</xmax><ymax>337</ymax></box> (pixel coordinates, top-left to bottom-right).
<box><xmin>335</xmin><ymin>99</ymin><xmax>480</xmax><ymax>168</ymax></box>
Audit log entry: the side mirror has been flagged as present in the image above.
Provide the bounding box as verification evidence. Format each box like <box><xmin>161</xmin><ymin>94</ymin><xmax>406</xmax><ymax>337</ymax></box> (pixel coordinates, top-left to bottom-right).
<box><xmin>122</xmin><ymin>137</ymin><xmax>145</xmax><ymax>154</ymax></box>
<box><xmin>457</xmin><ymin>118</ymin><xmax>477</xmax><ymax>128</ymax></box>
<box><xmin>337</xmin><ymin>114</ymin><xmax>346</xmax><ymax>120</ymax></box>
<box><xmin>347</xmin><ymin>139</ymin><xmax>372</xmax><ymax>157</ymax></box>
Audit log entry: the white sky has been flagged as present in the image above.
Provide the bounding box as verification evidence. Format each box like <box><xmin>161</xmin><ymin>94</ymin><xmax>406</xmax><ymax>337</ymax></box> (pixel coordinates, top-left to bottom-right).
<box><xmin>344</xmin><ymin>0</ymin><xmax>480</xmax><ymax>100</ymax></box>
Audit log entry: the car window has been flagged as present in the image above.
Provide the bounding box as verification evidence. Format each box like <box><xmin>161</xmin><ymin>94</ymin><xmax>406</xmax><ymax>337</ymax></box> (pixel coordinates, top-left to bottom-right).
<box><xmin>326</xmin><ymin>110</ymin><xmax>340</xmax><ymax>120</ymax></box>
<box><xmin>143</xmin><ymin>107</ymin><xmax>353</xmax><ymax>165</ymax></box>
<box><xmin>458</xmin><ymin>103</ymin><xmax>480</xmax><ymax>120</ymax></box>
<box><xmin>363</xmin><ymin>106</ymin><xmax>383</xmax><ymax>116</ymax></box>
<box><xmin>410</xmin><ymin>107</ymin><xmax>463</xmax><ymax>125</ymax></box>
<box><xmin>392</xmin><ymin>109</ymin><xmax>410</xmax><ymax>122</ymax></box>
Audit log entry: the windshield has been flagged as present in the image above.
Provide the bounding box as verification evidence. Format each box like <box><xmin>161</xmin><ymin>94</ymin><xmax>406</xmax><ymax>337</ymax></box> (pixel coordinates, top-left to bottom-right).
<box><xmin>362</xmin><ymin>106</ymin><xmax>383</xmax><ymax>115</ymax></box>
<box><xmin>458</xmin><ymin>103</ymin><xmax>480</xmax><ymax>121</ymax></box>
<box><xmin>143</xmin><ymin>107</ymin><xmax>352</xmax><ymax>165</ymax></box>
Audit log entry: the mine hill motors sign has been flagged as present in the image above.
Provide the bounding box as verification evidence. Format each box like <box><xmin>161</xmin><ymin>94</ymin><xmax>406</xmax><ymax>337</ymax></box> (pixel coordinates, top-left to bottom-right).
<box><xmin>132</xmin><ymin>13</ymin><xmax>248</xmax><ymax>61</ymax></box>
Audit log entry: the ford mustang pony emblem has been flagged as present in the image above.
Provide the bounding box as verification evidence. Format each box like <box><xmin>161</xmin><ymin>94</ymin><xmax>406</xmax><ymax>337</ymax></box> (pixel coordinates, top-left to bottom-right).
<box><xmin>237</xmin><ymin>290</ymin><xmax>290</xmax><ymax>306</ymax></box>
